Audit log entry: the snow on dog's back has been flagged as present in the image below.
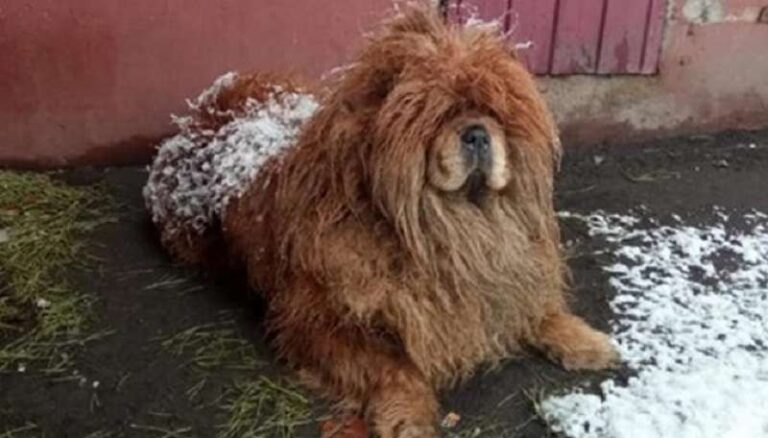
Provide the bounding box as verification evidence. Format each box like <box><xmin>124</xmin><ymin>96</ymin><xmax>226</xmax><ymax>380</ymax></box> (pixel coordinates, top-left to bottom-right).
<box><xmin>143</xmin><ymin>72</ymin><xmax>318</xmax><ymax>263</ymax></box>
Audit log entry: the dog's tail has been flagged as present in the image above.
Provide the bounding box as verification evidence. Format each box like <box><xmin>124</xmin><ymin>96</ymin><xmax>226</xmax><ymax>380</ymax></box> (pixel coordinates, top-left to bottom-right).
<box><xmin>143</xmin><ymin>72</ymin><xmax>318</xmax><ymax>267</ymax></box>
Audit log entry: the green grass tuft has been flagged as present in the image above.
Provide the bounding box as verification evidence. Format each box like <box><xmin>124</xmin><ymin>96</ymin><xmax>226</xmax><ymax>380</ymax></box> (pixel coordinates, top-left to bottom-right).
<box><xmin>0</xmin><ymin>170</ymin><xmax>113</xmax><ymax>373</ymax></box>
<box><xmin>218</xmin><ymin>376</ymin><xmax>312</xmax><ymax>438</ymax></box>
<box><xmin>0</xmin><ymin>423</ymin><xmax>39</xmax><ymax>438</ymax></box>
<box><xmin>159</xmin><ymin>321</ymin><xmax>264</xmax><ymax>372</ymax></box>
<box><xmin>160</xmin><ymin>321</ymin><xmax>315</xmax><ymax>436</ymax></box>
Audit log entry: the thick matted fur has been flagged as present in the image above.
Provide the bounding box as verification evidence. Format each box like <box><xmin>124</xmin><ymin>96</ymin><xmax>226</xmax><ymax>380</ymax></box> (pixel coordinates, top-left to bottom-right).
<box><xmin>147</xmin><ymin>4</ymin><xmax>618</xmax><ymax>437</ymax></box>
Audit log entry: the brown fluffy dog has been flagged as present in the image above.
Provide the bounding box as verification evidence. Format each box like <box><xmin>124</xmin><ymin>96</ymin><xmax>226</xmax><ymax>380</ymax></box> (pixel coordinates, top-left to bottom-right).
<box><xmin>146</xmin><ymin>5</ymin><xmax>618</xmax><ymax>437</ymax></box>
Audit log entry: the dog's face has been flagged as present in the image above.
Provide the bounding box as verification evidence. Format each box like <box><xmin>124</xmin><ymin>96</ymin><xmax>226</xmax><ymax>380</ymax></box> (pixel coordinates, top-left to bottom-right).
<box><xmin>427</xmin><ymin>112</ymin><xmax>509</xmax><ymax>203</ymax></box>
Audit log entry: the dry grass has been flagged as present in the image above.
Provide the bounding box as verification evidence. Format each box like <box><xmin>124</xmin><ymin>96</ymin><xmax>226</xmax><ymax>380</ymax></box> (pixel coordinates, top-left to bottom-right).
<box><xmin>523</xmin><ymin>387</ymin><xmax>556</xmax><ymax>438</ymax></box>
<box><xmin>159</xmin><ymin>320</ymin><xmax>314</xmax><ymax>437</ymax></box>
<box><xmin>159</xmin><ymin>320</ymin><xmax>263</xmax><ymax>372</ymax></box>
<box><xmin>0</xmin><ymin>423</ymin><xmax>39</xmax><ymax>438</ymax></box>
<box><xmin>218</xmin><ymin>376</ymin><xmax>312</xmax><ymax>438</ymax></box>
<box><xmin>128</xmin><ymin>423</ymin><xmax>193</xmax><ymax>438</ymax></box>
<box><xmin>82</xmin><ymin>431</ymin><xmax>117</xmax><ymax>438</ymax></box>
<box><xmin>0</xmin><ymin>170</ymin><xmax>113</xmax><ymax>373</ymax></box>
<box><xmin>0</xmin><ymin>408</ymin><xmax>40</xmax><ymax>438</ymax></box>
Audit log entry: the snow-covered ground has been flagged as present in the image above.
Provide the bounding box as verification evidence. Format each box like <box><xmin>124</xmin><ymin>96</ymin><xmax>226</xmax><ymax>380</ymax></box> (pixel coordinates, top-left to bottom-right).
<box><xmin>542</xmin><ymin>210</ymin><xmax>768</xmax><ymax>438</ymax></box>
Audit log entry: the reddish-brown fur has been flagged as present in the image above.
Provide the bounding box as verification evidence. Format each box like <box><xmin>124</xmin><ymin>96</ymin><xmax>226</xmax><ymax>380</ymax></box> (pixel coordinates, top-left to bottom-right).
<box><xmin>151</xmin><ymin>5</ymin><xmax>618</xmax><ymax>437</ymax></box>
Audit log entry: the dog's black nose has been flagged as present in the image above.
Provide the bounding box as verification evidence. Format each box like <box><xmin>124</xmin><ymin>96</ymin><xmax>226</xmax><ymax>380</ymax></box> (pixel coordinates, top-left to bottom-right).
<box><xmin>460</xmin><ymin>124</ymin><xmax>490</xmax><ymax>155</ymax></box>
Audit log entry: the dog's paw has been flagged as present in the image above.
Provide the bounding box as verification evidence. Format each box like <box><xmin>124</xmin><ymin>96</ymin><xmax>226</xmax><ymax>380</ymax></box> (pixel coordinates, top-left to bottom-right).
<box><xmin>555</xmin><ymin>328</ymin><xmax>620</xmax><ymax>371</ymax></box>
<box><xmin>537</xmin><ymin>313</ymin><xmax>621</xmax><ymax>371</ymax></box>
<box><xmin>393</xmin><ymin>422</ymin><xmax>439</xmax><ymax>438</ymax></box>
<box><xmin>373</xmin><ymin>418</ymin><xmax>438</xmax><ymax>438</ymax></box>
<box><xmin>320</xmin><ymin>416</ymin><xmax>368</xmax><ymax>438</ymax></box>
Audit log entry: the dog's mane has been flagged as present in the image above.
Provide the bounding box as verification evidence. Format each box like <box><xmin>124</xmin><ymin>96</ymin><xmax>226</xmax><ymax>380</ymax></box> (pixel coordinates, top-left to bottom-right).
<box><xmin>273</xmin><ymin>6</ymin><xmax>560</xmax><ymax>269</ymax></box>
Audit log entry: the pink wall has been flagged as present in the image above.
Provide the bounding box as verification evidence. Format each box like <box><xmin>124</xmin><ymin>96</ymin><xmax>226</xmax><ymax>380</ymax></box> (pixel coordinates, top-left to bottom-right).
<box><xmin>451</xmin><ymin>0</ymin><xmax>667</xmax><ymax>75</ymax></box>
<box><xmin>1</xmin><ymin>0</ymin><xmax>767</xmax><ymax>167</ymax></box>
<box><xmin>543</xmin><ymin>0</ymin><xmax>768</xmax><ymax>146</ymax></box>
<box><xmin>0</xmin><ymin>0</ymin><xmax>392</xmax><ymax>167</ymax></box>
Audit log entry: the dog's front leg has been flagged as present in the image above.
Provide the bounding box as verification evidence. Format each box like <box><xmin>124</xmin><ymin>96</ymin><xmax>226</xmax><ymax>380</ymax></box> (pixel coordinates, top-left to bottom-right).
<box><xmin>270</xmin><ymin>279</ymin><xmax>439</xmax><ymax>438</ymax></box>
<box><xmin>290</xmin><ymin>328</ymin><xmax>439</xmax><ymax>438</ymax></box>
<box><xmin>366</xmin><ymin>364</ymin><xmax>439</xmax><ymax>438</ymax></box>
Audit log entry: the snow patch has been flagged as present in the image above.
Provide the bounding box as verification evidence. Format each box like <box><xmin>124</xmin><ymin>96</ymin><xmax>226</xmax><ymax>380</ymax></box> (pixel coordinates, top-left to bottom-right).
<box><xmin>464</xmin><ymin>15</ymin><xmax>503</xmax><ymax>30</ymax></box>
<box><xmin>189</xmin><ymin>71</ymin><xmax>238</xmax><ymax>111</ymax></box>
<box><xmin>543</xmin><ymin>210</ymin><xmax>768</xmax><ymax>438</ymax></box>
<box><xmin>143</xmin><ymin>72</ymin><xmax>318</xmax><ymax>235</ymax></box>
<box><xmin>682</xmin><ymin>0</ymin><xmax>725</xmax><ymax>24</ymax></box>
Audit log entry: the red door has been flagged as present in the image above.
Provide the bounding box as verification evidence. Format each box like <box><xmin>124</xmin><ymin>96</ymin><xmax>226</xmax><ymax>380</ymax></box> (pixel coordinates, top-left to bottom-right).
<box><xmin>448</xmin><ymin>0</ymin><xmax>667</xmax><ymax>75</ymax></box>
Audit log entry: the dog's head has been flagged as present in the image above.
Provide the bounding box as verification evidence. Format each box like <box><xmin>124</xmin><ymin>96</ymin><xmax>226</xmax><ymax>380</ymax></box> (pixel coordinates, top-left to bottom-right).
<box><xmin>322</xmin><ymin>4</ymin><xmax>560</xmax><ymax>209</ymax></box>
<box><xmin>285</xmin><ymin>3</ymin><xmax>562</xmax><ymax>272</ymax></box>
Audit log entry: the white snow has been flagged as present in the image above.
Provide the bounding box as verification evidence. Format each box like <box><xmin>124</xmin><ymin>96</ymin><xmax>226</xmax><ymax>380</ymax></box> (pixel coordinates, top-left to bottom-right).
<box><xmin>513</xmin><ymin>40</ymin><xmax>534</xmax><ymax>51</ymax></box>
<box><xmin>35</xmin><ymin>298</ymin><xmax>50</xmax><ymax>309</ymax></box>
<box><xmin>456</xmin><ymin>4</ymin><xmax>531</xmax><ymax>47</ymax></box>
<box><xmin>188</xmin><ymin>71</ymin><xmax>238</xmax><ymax>111</ymax></box>
<box><xmin>143</xmin><ymin>72</ymin><xmax>318</xmax><ymax>235</ymax></box>
<box><xmin>464</xmin><ymin>15</ymin><xmax>503</xmax><ymax>30</ymax></box>
<box><xmin>542</xmin><ymin>210</ymin><xmax>768</xmax><ymax>438</ymax></box>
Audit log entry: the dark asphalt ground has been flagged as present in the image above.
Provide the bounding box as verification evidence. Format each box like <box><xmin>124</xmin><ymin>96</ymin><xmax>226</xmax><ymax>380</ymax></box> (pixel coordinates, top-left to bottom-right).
<box><xmin>2</xmin><ymin>128</ymin><xmax>767</xmax><ymax>437</ymax></box>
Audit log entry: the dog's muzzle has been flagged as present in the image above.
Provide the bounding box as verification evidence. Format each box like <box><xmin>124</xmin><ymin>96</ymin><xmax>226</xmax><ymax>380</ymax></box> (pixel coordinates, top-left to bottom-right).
<box><xmin>460</xmin><ymin>124</ymin><xmax>492</xmax><ymax>204</ymax></box>
<box><xmin>460</xmin><ymin>124</ymin><xmax>491</xmax><ymax>169</ymax></box>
